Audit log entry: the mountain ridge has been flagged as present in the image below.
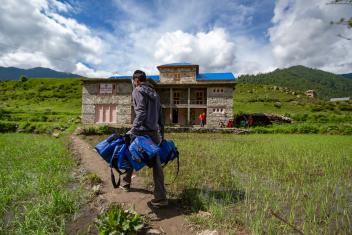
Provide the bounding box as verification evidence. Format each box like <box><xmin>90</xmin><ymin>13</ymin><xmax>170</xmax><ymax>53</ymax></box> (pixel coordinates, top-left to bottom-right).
<box><xmin>0</xmin><ymin>66</ymin><xmax>82</xmax><ymax>80</ymax></box>
<box><xmin>239</xmin><ymin>65</ymin><xmax>352</xmax><ymax>99</ymax></box>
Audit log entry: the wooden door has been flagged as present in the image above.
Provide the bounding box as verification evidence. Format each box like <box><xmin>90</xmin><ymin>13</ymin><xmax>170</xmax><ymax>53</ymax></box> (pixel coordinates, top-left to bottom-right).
<box><xmin>95</xmin><ymin>104</ymin><xmax>117</xmax><ymax>123</ymax></box>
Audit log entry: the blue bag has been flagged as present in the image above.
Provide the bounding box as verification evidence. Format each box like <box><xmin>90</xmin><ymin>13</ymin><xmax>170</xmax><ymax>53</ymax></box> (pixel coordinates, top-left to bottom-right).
<box><xmin>159</xmin><ymin>140</ymin><xmax>179</xmax><ymax>184</ymax></box>
<box><xmin>95</xmin><ymin>134</ymin><xmax>132</xmax><ymax>188</ymax></box>
<box><xmin>110</xmin><ymin>144</ymin><xmax>132</xmax><ymax>171</ymax></box>
<box><xmin>159</xmin><ymin>140</ymin><xmax>179</xmax><ymax>165</ymax></box>
<box><xmin>95</xmin><ymin>134</ymin><xmax>122</xmax><ymax>162</ymax></box>
<box><xmin>128</xmin><ymin>136</ymin><xmax>160</xmax><ymax>171</ymax></box>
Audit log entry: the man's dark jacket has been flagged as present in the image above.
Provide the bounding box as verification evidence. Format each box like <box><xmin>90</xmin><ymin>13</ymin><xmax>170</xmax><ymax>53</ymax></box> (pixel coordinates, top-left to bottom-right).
<box><xmin>130</xmin><ymin>82</ymin><xmax>164</xmax><ymax>135</ymax></box>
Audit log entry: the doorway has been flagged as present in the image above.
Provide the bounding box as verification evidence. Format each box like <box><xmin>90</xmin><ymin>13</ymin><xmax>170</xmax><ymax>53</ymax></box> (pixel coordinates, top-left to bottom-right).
<box><xmin>172</xmin><ymin>109</ymin><xmax>178</xmax><ymax>124</ymax></box>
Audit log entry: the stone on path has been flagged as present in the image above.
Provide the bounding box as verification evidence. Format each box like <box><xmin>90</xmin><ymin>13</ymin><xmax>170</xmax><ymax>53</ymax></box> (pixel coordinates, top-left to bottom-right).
<box><xmin>197</xmin><ymin>230</ymin><xmax>219</xmax><ymax>235</ymax></box>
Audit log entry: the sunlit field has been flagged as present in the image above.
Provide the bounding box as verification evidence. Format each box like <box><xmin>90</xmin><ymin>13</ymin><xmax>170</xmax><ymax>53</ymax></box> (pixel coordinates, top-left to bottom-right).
<box><xmin>157</xmin><ymin>133</ymin><xmax>352</xmax><ymax>234</ymax></box>
<box><xmin>85</xmin><ymin>131</ymin><xmax>352</xmax><ymax>234</ymax></box>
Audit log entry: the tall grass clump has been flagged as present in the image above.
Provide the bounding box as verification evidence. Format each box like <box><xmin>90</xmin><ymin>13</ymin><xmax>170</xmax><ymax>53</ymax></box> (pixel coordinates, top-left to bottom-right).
<box><xmin>0</xmin><ymin>133</ymin><xmax>83</xmax><ymax>234</ymax></box>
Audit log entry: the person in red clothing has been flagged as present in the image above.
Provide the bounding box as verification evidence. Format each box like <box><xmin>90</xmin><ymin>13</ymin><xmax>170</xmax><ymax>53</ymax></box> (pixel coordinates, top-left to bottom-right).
<box><xmin>199</xmin><ymin>112</ymin><xmax>206</xmax><ymax>127</ymax></box>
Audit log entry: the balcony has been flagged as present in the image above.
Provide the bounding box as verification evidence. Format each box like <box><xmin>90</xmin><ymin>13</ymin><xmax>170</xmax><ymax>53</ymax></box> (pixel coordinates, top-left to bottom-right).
<box><xmin>161</xmin><ymin>98</ymin><xmax>206</xmax><ymax>106</ymax></box>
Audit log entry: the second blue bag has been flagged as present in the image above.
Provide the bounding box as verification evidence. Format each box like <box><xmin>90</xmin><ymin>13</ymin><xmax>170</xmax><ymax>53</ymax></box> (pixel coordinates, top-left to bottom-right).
<box><xmin>128</xmin><ymin>135</ymin><xmax>160</xmax><ymax>171</ymax></box>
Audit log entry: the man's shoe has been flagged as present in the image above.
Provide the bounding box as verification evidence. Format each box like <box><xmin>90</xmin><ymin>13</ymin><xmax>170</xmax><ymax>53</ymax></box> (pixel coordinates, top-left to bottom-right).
<box><xmin>119</xmin><ymin>185</ymin><xmax>130</xmax><ymax>192</ymax></box>
<box><xmin>150</xmin><ymin>199</ymin><xmax>168</xmax><ymax>207</ymax></box>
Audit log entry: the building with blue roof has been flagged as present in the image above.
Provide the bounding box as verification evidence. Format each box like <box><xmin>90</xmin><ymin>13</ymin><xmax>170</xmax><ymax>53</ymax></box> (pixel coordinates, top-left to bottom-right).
<box><xmin>82</xmin><ymin>63</ymin><xmax>236</xmax><ymax>127</ymax></box>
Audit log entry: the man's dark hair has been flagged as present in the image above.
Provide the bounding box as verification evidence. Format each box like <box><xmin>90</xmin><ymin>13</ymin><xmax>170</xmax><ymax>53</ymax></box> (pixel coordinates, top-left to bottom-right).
<box><xmin>133</xmin><ymin>70</ymin><xmax>146</xmax><ymax>82</ymax></box>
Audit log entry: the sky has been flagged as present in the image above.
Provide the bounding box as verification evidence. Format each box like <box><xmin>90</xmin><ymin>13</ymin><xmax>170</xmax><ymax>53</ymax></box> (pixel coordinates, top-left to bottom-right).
<box><xmin>0</xmin><ymin>0</ymin><xmax>351</xmax><ymax>77</ymax></box>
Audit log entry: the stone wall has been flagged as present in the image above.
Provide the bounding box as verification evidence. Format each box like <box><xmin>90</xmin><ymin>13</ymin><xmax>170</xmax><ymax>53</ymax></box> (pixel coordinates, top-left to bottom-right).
<box><xmin>82</xmin><ymin>82</ymin><xmax>132</xmax><ymax>124</ymax></box>
<box><xmin>206</xmin><ymin>87</ymin><xmax>234</xmax><ymax>127</ymax></box>
<box><xmin>159</xmin><ymin>67</ymin><xmax>197</xmax><ymax>84</ymax></box>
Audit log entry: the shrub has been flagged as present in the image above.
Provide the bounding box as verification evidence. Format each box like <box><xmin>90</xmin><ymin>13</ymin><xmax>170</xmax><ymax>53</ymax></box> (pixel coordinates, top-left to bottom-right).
<box><xmin>0</xmin><ymin>122</ymin><xmax>18</xmax><ymax>132</ymax></box>
<box><xmin>20</xmin><ymin>75</ymin><xmax>28</xmax><ymax>82</ymax></box>
<box><xmin>95</xmin><ymin>204</ymin><xmax>144</xmax><ymax>235</ymax></box>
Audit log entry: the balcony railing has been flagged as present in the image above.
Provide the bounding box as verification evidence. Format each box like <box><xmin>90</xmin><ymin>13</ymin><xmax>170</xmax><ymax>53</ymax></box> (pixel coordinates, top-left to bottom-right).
<box><xmin>161</xmin><ymin>99</ymin><xmax>207</xmax><ymax>105</ymax></box>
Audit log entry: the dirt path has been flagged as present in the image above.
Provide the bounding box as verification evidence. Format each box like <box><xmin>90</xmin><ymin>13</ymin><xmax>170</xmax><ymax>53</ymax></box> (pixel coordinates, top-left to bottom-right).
<box><xmin>67</xmin><ymin>133</ymin><xmax>193</xmax><ymax>235</ymax></box>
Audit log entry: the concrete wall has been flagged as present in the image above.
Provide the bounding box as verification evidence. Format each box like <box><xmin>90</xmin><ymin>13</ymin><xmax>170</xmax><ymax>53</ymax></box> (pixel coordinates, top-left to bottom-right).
<box><xmin>82</xmin><ymin>82</ymin><xmax>132</xmax><ymax>124</ymax></box>
<box><xmin>206</xmin><ymin>87</ymin><xmax>234</xmax><ymax>127</ymax></box>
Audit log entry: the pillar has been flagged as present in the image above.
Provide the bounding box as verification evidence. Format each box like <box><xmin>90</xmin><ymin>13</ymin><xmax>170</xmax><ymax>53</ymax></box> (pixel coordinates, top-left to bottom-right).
<box><xmin>187</xmin><ymin>87</ymin><xmax>190</xmax><ymax>125</ymax></box>
<box><xmin>169</xmin><ymin>88</ymin><xmax>173</xmax><ymax>123</ymax></box>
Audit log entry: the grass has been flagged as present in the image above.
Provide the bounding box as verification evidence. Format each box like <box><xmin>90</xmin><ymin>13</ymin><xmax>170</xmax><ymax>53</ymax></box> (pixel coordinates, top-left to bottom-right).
<box><xmin>234</xmin><ymin>84</ymin><xmax>352</xmax><ymax>119</ymax></box>
<box><xmin>0</xmin><ymin>78</ymin><xmax>81</xmax><ymax>133</ymax></box>
<box><xmin>157</xmin><ymin>133</ymin><xmax>351</xmax><ymax>234</ymax></box>
<box><xmin>0</xmin><ymin>133</ymin><xmax>84</xmax><ymax>234</ymax></box>
<box><xmin>87</xmin><ymin>133</ymin><xmax>352</xmax><ymax>234</ymax></box>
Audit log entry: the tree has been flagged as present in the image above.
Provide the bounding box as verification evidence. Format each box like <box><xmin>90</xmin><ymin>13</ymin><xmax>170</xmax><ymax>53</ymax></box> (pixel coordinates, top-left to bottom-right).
<box><xmin>20</xmin><ymin>75</ymin><xmax>28</xmax><ymax>82</ymax></box>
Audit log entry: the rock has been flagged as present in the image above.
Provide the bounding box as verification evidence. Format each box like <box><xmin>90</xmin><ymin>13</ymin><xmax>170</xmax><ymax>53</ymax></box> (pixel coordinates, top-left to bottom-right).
<box><xmin>146</xmin><ymin>229</ymin><xmax>162</xmax><ymax>235</ymax></box>
<box><xmin>74</xmin><ymin>127</ymin><xmax>84</xmax><ymax>135</ymax></box>
<box><xmin>52</xmin><ymin>132</ymin><xmax>60</xmax><ymax>138</ymax></box>
<box><xmin>197</xmin><ymin>230</ymin><xmax>219</xmax><ymax>235</ymax></box>
<box><xmin>198</xmin><ymin>210</ymin><xmax>211</xmax><ymax>218</ymax></box>
<box><xmin>92</xmin><ymin>185</ymin><xmax>102</xmax><ymax>195</ymax></box>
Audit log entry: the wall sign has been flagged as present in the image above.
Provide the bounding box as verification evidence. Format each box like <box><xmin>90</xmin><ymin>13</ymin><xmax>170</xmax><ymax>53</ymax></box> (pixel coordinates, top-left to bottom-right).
<box><xmin>100</xmin><ymin>83</ymin><xmax>113</xmax><ymax>94</ymax></box>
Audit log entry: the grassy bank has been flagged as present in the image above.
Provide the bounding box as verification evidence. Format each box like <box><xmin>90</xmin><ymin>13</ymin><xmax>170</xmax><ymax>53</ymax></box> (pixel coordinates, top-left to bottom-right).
<box><xmin>0</xmin><ymin>133</ymin><xmax>83</xmax><ymax>234</ymax></box>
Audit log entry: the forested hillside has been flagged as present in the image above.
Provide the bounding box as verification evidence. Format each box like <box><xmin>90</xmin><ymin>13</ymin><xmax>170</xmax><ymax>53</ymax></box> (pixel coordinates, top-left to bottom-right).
<box><xmin>239</xmin><ymin>65</ymin><xmax>352</xmax><ymax>99</ymax></box>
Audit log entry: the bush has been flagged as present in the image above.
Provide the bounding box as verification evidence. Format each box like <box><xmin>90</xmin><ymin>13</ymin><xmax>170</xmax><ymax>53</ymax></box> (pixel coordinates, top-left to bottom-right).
<box><xmin>20</xmin><ymin>75</ymin><xmax>28</xmax><ymax>82</ymax></box>
<box><xmin>82</xmin><ymin>125</ymin><xmax>113</xmax><ymax>135</ymax></box>
<box><xmin>0</xmin><ymin>122</ymin><xmax>18</xmax><ymax>132</ymax></box>
<box><xmin>95</xmin><ymin>204</ymin><xmax>144</xmax><ymax>235</ymax></box>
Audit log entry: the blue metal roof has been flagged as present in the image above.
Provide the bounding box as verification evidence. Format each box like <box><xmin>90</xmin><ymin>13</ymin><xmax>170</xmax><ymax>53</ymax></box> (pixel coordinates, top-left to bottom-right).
<box><xmin>110</xmin><ymin>75</ymin><xmax>160</xmax><ymax>81</ymax></box>
<box><xmin>197</xmin><ymin>72</ymin><xmax>236</xmax><ymax>81</ymax></box>
<box><xmin>110</xmin><ymin>72</ymin><xmax>236</xmax><ymax>81</ymax></box>
<box><xmin>159</xmin><ymin>62</ymin><xmax>195</xmax><ymax>67</ymax></box>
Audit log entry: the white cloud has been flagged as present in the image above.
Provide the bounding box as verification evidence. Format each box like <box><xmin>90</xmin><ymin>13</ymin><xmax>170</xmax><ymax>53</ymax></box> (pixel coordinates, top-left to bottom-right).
<box><xmin>1</xmin><ymin>0</ymin><xmax>351</xmax><ymax>77</ymax></box>
<box><xmin>154</xmin><ymin>28</ymin><xmax>235</xmax><ymax>72</ymax></box>
<box><xmin>0</xmin><ymin>0</ymin><xmax>104</xmax><ymax>75</ymax></box>
<box><xmin>73</xmin><ymin>62</ymin><xmax>112</xmax><ymax>78</ymax></box>
<box><xmin>268</xmin><ymin>0</ymin><xmax>352</xmax><ymax>73</ymax></box>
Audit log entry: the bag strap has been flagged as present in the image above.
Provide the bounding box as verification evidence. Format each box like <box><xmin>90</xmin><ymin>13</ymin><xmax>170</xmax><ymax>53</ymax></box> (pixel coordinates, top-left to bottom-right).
<box><xmin>110</xmin><ymin>145</ymin><xmax>128</xmax><ymax>188</ymax></box>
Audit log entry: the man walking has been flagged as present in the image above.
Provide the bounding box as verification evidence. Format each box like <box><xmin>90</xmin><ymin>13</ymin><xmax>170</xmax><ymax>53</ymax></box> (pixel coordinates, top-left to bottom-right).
<box><xmin>123</xmin><ymin>70</ymin><xmax>168</xmax><ymax>207</ymax></box>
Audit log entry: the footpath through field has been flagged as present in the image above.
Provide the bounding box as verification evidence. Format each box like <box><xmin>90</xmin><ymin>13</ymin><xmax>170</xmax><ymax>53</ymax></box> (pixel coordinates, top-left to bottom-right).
<box><xmin>67</xmin><ymin>133</ymin><xmax>193</xmax><ymax>235</ymax></box>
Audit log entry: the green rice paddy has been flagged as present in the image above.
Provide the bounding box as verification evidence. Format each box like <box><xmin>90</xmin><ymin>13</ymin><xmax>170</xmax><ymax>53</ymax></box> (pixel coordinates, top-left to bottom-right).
<box><xmin>0</xmin><ymin>133</ymin><xmax>82</xmax><ymax>234</ymax></box>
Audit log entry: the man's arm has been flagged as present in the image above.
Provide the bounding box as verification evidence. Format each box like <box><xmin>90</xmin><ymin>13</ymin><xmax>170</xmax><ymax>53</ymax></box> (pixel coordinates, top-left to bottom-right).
<box><xmin>131</xmin><ymin>90</ymin><xmax>146</xmax><ymax>133</ymax></box>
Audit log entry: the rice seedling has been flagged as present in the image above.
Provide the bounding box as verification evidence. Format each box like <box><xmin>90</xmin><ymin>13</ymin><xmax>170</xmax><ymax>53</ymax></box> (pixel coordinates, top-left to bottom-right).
<box><xmin>0</xmin><ymin>133</ymin><xmax>83</xmax><ymax>234</ymax></box>
<box><xmin>160</xmin><ymin>133</ymin><xmax>352</xmax><ymax>234</ymax></box>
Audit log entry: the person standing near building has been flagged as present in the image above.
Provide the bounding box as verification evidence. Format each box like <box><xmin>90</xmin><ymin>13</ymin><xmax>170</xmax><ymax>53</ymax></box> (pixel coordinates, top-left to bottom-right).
<box><xmin>199</xmin><ymin>112</ymin><xmax>206</xmax><ymax>127</ymax></box>
<box><xmin>123</xmin><ymin>70</ymin><xmax>168</xmax><ymax>207</ymax></box>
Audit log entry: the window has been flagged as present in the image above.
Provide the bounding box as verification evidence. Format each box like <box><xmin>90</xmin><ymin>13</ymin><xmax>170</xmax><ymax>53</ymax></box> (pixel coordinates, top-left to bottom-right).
<box><xmin>195</xmin><ymin>90</ymin><xmax>204</xmax><ymax>104</ymax></box>
<box><xmin>173</xmin><ymin>91</ymin><xmax>180</xmax><ymax>104</ymax></box>
<box><xmin>212</xmin><ymin>88</ymin><xmax>225</xmax><ymax>94</ymax></box>
<box><xmin>174</xmin><ymin>73</ymin><xmax>180</xmax><ymax>81</ymax></box>
<box><xmin>213</xmin><ymin>108</ymin><xmax>225</xmax><ymax>114</ymax></box>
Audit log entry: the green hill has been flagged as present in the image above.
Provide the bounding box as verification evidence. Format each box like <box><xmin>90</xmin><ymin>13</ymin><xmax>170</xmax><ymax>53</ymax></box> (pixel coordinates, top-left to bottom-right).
<box><xmin>234</xmin><ymin>83</ymin><xmax>352</xmax><ymax>123</ymax></box>
<box><xmin>239</xmin><ymin>65</ymin><xmax>352</xmax><ymax>100</ymax></box>
<box><xmin>0</xmin><ymin>78</ymin><xmax>82</xmax><ymax>132</ymax></box>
